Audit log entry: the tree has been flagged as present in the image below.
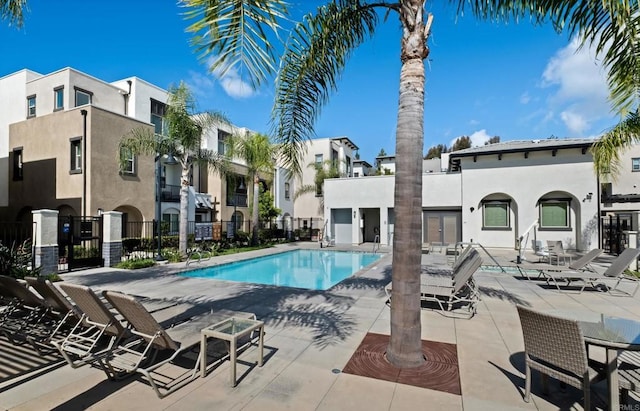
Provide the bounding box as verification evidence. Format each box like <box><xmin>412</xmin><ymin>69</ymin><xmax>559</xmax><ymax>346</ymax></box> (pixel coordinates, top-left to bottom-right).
<box><xmin>118</xmin><ymin>82</ymin><xmax>229</xmax><ymax>257</ymax></box>
<box><xmin>226</xmin><ymin>132</ymin><xmax>277</xmax><ymax>246</ymax></box>
<box><xmin>425</xmin><ymin>143</ymin><xmax>449</xmax><ymax>159</ymax></box>
<box><xmin>592</xmin><ymin>110</ymin><xmax>640</xmax><ymax>178</ymax></box>
<box><xmin>485</xmin><ymin>136</ymin><xmax>500</xmax><ymax>145</ymax></box>
<box><xmin>259</xmin><ymin>190</ymin><xmax>281</xmax><ymax>222</ymax></box>
<box><xmin>294</xmin><ymin>159</ymin><xmax>345</xmax><ymax>213</ymax></box>
<box><xmin>452</xmin><ymin>136</ymin><xmax>472</xmax><ymax>151</ymax></box>
<box><xmin>0</xmin><ymin>0</ymin><xmax>26</xmax><ymax>27</ymax></box>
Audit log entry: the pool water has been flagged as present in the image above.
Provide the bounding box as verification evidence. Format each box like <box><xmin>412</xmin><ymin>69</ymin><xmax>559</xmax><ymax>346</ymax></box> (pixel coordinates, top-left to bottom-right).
<box><xmin>180</xmin><ymin>249</ymin><xmax>382</xmax><ymax>290</ymax></box>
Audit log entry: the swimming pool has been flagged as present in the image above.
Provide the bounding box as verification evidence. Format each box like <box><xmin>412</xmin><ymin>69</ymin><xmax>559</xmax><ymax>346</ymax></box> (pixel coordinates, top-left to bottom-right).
<box><xmin>180</xmin><ymin>249</ymin><xmax>382</xmax><ymax>290</ymax></box>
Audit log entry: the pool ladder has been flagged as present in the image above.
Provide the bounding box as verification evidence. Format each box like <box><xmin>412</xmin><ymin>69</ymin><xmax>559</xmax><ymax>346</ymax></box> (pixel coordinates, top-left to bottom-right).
<box><xmin>372</xmin><ymin>235</ymin><xmax>380</xmax><ymax>253</ymax></box>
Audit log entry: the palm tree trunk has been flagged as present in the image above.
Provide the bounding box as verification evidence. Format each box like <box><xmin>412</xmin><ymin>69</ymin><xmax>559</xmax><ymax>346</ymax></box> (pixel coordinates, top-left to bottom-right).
<box><xmin>386</xmin><ymin>2</ymin><xmax>429</xmax><ymax>368</ymax></box>
<box><xmin>179</xmin><ymin>163</ymin><xmax>190</xmax><ymax>257</ymax></box>
<box><xmin>251</xmin><ymin>173</ymin><xmax>260</xmax><ymax>245</ymax></box>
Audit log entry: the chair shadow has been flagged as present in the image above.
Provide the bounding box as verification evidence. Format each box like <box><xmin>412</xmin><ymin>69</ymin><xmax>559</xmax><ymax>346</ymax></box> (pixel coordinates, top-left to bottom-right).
<box><xmin>489</xmin><ymin>352</ymin><xmax>608</xmax><ymax>411</ymax></box>
<box><xmin>49</xmin><ymin>376</ymin><xmax>136</xmax><ymax>411</ymax></box>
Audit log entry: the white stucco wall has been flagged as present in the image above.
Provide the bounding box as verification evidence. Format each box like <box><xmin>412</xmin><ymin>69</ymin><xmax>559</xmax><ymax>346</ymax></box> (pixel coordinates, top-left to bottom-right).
<box><xmin>458</xmin><ymin>148</ymin><xmax>599</xmax><ymax>250</ymax></box>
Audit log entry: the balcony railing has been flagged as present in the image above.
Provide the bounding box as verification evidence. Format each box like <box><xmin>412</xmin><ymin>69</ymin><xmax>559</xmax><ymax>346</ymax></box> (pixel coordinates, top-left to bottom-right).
<box><xmin>160</xmin><ymin>184</ymin><xmax>180</xmax><ymax>202</ymax></box>
<box><xmin>227</xmin><ymin>193</ymin><xmax>248</xmax><ymax>207</ymax></box>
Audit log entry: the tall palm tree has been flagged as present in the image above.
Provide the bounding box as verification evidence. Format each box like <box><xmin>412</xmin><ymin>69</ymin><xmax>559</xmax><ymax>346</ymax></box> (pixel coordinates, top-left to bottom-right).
<box><xmin>119</xmin><ymin>82</ymin><xmax>229</xmax><ymax>257</ymax></box>
<box><xmin>182</xmin><ymin>0</ymin><xmax>640</xmax><ymax>369</ymax></box>
<box><xmin>226</xmin><ymin>131</ymin><xmax>277</xmax><ymax>246</ymax></box>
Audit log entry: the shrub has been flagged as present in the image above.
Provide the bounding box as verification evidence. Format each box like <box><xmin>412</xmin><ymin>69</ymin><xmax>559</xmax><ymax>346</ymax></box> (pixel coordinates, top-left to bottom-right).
<box><xmin>116</xmin><ymin>258</ymin><xmax>156</xmax><ymax>269</ymax></box>
<box><xmin>0</xmin><ymin>239</ymin><xmax>39</xmax><ymax>279</ymax></box>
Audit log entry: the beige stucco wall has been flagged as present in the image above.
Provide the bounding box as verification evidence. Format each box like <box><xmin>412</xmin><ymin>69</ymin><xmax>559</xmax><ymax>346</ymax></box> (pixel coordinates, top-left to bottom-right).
<box><xmin>8</xmin><ymin>106</ymin><xmax>154</xmax><ymax>220</ymax></box>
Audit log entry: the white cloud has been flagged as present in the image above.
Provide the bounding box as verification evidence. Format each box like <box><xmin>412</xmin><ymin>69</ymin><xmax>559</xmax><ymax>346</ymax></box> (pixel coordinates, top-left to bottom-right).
<box><xmin>188</xmin><ymin>56</ymin><xmax>257</xmax><ymax>99</ymax></box>
<box><xmin>187</xmin><ymin>70</ymin><xmax>216</xmax><ymax>98</ymax></box>
<box><xmin>520</xmin><ymin>92</ymin><xmax>530</xmax><ymax>105</ymax></box>
<box><xmin>449</xmin><ymin>129</ymin><xmax>492</xmax><ymax>147</ymax></box>
<box><xmin>539</xmin><ymin>37</ymin><xmax>611</xmax><ymax>135</ymax></box>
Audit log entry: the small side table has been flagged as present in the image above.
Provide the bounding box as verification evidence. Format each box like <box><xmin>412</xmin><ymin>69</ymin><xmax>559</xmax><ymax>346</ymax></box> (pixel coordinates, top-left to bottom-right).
<box><xmin>200</xmin><ymin>317</ymin><xmax>265</xmax><ymax>386</ymax></box>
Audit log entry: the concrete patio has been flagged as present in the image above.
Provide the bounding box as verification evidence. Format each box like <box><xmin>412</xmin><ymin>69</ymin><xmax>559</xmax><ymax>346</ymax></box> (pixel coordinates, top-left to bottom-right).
<box><xmin>1</xmin><ymin>243</ymin><xmax>639</xmax><ymax>410</ymax></box>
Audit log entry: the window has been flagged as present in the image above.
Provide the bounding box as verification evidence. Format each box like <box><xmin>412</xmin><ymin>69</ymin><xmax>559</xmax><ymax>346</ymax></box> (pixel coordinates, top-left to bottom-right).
<box><xmin>218</xmin><ymin>130</ymin><xmax>230</xmax><ymax>155</ymax></box>
<box><xmin>315</xmin><ymin>182</ymin><xmax>323</xmax><ymax>197</ymax></box>
<box><xmin>150</xmin><ymin>99</ymin><xmax>166</xmax><ymax>134</ymax></box>
<box><xmin>354</xmin><ymin>172</ymin><xmax>359</xmax><ymax>177</ymax></box>
<box><xmin>539</xmin><ymin>200</ymin><xmax>570</xmax><ymax>229</ymax></box>
<box><xmin>120</xmin><ymin>147</ymin><xmax>136</xmax><ymax>175</ymax></box>
<box><xmin>346</xmin><ymin>156</ymin><xmax>352</xmax><ymax>176</ymax></box>
<box><xmin>162</xmin><ymin>213</ymin><xmax>179</xmax><ymax>235</ymax></box>
<box><xmin>12</xmin><ymin>148</ymin><xmax>23</xmax><ymax>180</ymax></box>
<box><xmin>315</xmin><ymin>154</ymin><xmax>323</xmax><ymax>165</ymax></box>
<box><xmin>284</xmin><ymin>182</ymin><xmax>290</xmax><ymax>200</ymax></box>
<box><xmin>226</xmin><ymin>174</ymin><xmax>247</xmax><ymax>206</ymax></box>
<box><xmin>54</xmin><ymin>86</ymin><xmax>64</xmax><ymax>111</ymax></box>
<box><xmin>70</xmin><ymin>138</ymin><xmax>82</xmax><ymax>173</ymax></box>
<box><xmin>633</xmin><ymin>158</ymin><xmax>640</xmax><ymax>172</ymax></box>
<box><xmin>482</xmin><ymin>201</ymin><xmax>510</xmax><ymax>229</ymax></box>
<box><xmin>74</xmin><ymin>87</ymin><xmax>92</xmax><ymax>106</ymax></box>
<box><xmin>27</xmin><ymin>95</ymin><xmax>36</xmax><ymax>117</ymax></box>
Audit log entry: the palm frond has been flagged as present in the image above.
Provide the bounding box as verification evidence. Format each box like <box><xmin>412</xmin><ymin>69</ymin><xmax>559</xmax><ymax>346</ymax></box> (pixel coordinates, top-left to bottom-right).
<box><xmin>293</xmin><ymin>184</ymin><xmax>319</xmax><ymax>200</ymax></box>
<box><xmin>0</xmin><ymin>0</ymin><xmax>27</xmax><ymax>27</ymax></box>
<box><xmin>192</xmin><ymin>148</ymin><xmax>231</xmax><ymax>176</ymax></box>
<box><xmin>117</xmin><ymin>128</ymin><xmax>159</xmax><ymax>170</ymax></box>
<box><xmin>226</xmin><ymin>131</ymin><xmax>276</xmax><ymax>175</ymax></box>
<box><xmin>271</xmin><ymin>0</ymin><xmax>378</xmax><ymax>175</ymax></box>
<box><xmin>182</xmin><ymin>0</ymin><xmax>288</xmax><ymax>88</ymax></box>
<box><xmin>591</xmin><ymin>109</ymin><xmax>640</xmax><ymax>180</ymax></box>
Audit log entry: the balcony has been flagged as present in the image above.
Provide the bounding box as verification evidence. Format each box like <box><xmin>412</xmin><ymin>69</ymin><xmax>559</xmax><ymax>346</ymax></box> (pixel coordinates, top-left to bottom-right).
<box><xmin>160</xmin><ymin>184</ymin><xmax>180</xmax><ymax>202</ymax></box>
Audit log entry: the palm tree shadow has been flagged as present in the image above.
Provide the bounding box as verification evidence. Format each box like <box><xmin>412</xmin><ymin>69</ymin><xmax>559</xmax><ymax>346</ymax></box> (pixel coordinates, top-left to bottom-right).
<box><xmin>478</xmin><ymin>286</ymin><xmax>532</xmax><ymax>306</ymax></box>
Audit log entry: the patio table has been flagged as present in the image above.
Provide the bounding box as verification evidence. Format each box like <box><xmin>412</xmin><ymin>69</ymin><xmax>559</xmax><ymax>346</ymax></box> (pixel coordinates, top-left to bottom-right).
<box><xmin>548</xmin><ymin>310</ymin><xmax>640</xmax><ymax>409</ymax></box>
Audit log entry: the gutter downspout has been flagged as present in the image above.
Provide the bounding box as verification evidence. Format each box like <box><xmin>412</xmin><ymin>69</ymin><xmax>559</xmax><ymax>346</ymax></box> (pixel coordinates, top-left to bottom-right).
<box><xmin>124</xmin><ymin>80</ymin><xmax>132</xmax><ymax>116</ymax></box>
<box><xmin>81</xmin><ymin>109</ymin><xmax>88</xmax><ymax>217</ymax></box>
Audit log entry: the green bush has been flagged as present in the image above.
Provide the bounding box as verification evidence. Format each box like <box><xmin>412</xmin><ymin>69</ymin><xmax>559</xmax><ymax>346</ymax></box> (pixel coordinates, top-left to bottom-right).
<box><xmin>0</xmin><ymin>239</ymin><xmax>39</xmax><ymax>279</ymax></box>
<box><xmin>72</xmin><ymin>246</ymin><xmax>100</xmax><ymax>258</ymax></box>
<box><xmin>116</xmin><ymin>258</ymin><xmax>156</xmax><ymax>269</ymax></box>
<box><xmin>162</xmin><ymin>248</ymin><xmax>183</xmax><ymax>263</ymax></box>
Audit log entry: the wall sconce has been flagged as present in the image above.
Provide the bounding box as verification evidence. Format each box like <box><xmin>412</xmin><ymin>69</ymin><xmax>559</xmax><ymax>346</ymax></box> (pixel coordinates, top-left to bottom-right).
<box><xmin>469</xmin><ymin>207</ymin><xmax>475</xmax><ymax>213</ymax></box>
<box><xmin>97</xmin><ymin>208</ymin><xmax>104</xmax><ymax>216</ymax></box>
<box><xmin>583</xmin><ymin>192</ymin><xmax>593</xmax><ymax>202</ymax></box>
<box><xmin>353</xmin><ymin>210</ymin><xmax>356</xmax><ymax>218</ymax></box>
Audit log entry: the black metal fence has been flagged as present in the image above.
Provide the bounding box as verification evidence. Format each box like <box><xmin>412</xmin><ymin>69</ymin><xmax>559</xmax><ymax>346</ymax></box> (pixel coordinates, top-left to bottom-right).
<box><xmin>0</xmin><ymin>221</ymin><xmax>33</xmax><ymax>248</ymax></box>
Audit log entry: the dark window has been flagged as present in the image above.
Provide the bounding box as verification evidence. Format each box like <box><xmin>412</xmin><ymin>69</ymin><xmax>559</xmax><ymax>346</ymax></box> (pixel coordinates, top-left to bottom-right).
<box><xmin>218</xmin><ymin>130</ymin><xmax>230</xmax><ymax>155</ymax></box>
<box><xmin>226</xmin><ymin>174</ymin><xmax>247</xmax><ymax>206</ymax></box>
<box><xmin>315</xmin><ymin>154</ymin><xmax>323</xmax><ymax>165</ymax></box>
<box><xmin>150</xmin><ymin>98</ymin><xmax>166</xmax><ymax>134</ymax></box>
<box><xmin>27</xmin><ymin>95</ymin><xmax>36</xmax><ymax>117</ymax></box>
<box><xmin>74</xmin><ymin>87</ymin><xmax>92</xmax><ymax>106</ymax></box>
<box><xmin>70</xmin><ymin>138</ymin><xmax>82</xmax><ymax>173</ymax></box>
<box><xmin>12</xmin><ymin>148</ymin><xmax>23</xmax><ymax>180</ymax></box>
<box><xmin>633</xmin><ymin>158</ymin><xmax>640</xmax><ymax>172</ymax></box>
<box><xmin>54</xmin><ymin>86</ymin><xmax>64</xmax><ymax>111</ymax></box>
<box><xmin>284</xmin><ymin>182</ymin><xmax>290</xmax><ymax>200</ymax></box>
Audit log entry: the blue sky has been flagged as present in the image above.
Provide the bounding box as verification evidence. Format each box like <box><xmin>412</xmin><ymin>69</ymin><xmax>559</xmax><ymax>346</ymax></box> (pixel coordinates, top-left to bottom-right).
<box><xmin>0</xmin><ymin>0</ymin><xmax>618</xmax><ymax>163</ymax></box>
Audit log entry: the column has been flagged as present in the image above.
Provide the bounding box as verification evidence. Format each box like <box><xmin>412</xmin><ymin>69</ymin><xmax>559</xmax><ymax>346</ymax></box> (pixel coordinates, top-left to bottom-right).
<box><xmin>32</xmin><ymin>209</ymin><xmax>59</xmax><ymax>275</ymax></box>
<box><xmin>102</xmin><ymin>211</ymin><xmax>123</xmax><ymax>267</ymax></box>
<box><xmin>625</xmin><ymin>230</ymin><xmax>638</xmax><ymax>271</ymax></box>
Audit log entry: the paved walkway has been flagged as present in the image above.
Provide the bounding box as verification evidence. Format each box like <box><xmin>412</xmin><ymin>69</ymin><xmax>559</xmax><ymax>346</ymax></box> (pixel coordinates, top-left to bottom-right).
<box><xmin>1</xmin><ymin>243</ymin><xmax>639</xmax><ymax>410</ymax></box>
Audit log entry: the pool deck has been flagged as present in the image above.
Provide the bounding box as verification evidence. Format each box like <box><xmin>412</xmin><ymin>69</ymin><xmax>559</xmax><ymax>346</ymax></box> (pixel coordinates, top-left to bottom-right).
<box><xmin>1</xmin><ymin>242</ymin><xmax>639</xmax><ymax>410</ymax></box>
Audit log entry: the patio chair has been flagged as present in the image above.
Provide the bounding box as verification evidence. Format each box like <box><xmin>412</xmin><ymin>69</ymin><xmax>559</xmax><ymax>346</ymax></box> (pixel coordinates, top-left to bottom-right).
<box><xmin>23</xmin><ymin>277</ymin><xmax>82</xmax><ymax>353</ymax></box>
<box><xmin>532</xmin><ymin>239</ymin><xmax>549</xmax><ymax>263</ymax></box>
<box><xmin>516</xmin><ymin>305</ymin><xmax>604</xmax><ymax>410</ymax></box>
<box><xmin>547</xmin><ymin>240</ymin><xmax>573</xmax><ymax>265</ymax></box>
<box><xmin>0</xmin><ymin>275</ymin><xmax>52</xmax><ymax>336</ymax></box>
<box><xmin>515</xmin><ymin>249</ymin><xmax>603</xmax><ymax>281</ymax></box>
<box><xmin>543</xmin><ymin>248</ymin><xmax>640</xmax><ymax>295</ymax></box>
<box><xmin>52</xmin><ymin>283</ymin><xmax>129</xmax><ymax>369</ymax></box>
<box><xmin>616</xmin><ymin>350</ymin><xmax>640</xmax><ymax>403</ymax></box>
<box><xmin>101</xmin><ymin>290</ymin><xmax>259</xmax><ymax>398</ymax></box>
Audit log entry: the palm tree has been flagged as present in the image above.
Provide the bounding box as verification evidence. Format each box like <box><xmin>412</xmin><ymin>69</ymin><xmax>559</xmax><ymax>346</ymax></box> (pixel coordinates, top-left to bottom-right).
<box><xmin>0</xmin><ymin>0</ymin><xmax>26</xmax><ymax>26</ymax></box>
<box><xmin>592</xmin><ymin>110</ymin><xmax>640</xmax><ymax>178</ymax></box>
<box><xmin>118</xmin><ymin>82</ymin><xmax>229</xmax><ymax>257</ymax></box>
<box><xmin>226</xmin><ymin>131</ymin><xmax>277</xmax><ymax>246</ymax></box>
<box><xmin>182</xmin><ymin>0</ymin><xmax>640</xmax><ymax>369</ymax></box>
<box><xmin>294</xmin><ymin>159</ymin><xmax>346</xmax><ymax>215</ymax></box>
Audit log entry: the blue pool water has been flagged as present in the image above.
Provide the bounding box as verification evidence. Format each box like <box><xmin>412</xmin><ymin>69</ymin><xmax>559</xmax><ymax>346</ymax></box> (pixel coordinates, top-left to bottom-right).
<box><xmin>180</xmin><ymin>249</ymin><xmax>382</xmax><ymax>290</ymax></box>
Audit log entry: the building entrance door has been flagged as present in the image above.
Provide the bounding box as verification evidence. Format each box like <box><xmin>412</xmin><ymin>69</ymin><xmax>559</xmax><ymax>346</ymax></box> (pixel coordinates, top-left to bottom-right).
<box><xmin>423</xmin><ymin>211</ymin><xmax>461</xmax><ymax>245</ymax></box>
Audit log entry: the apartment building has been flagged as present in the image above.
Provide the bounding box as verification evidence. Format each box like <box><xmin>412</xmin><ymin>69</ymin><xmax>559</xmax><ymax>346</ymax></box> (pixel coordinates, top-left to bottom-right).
<box><xmin>0</xmin><ymin>68</ymin><xmax>171</xmax><ymax>225</ymax></box>
<box><xmin>323</xmin><ymin>138</ymin><xmax>621</xmax><ymax>251</ymax></box>
<box><xmin>292</xmin><ymin>136</ymin><xmax>358</xmax><ymax>225</ymax></box>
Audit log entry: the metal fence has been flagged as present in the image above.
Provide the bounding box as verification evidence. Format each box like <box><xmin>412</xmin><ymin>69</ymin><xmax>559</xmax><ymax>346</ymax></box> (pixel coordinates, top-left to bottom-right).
<box><xmin>0</xmin><ymin>221</ymin><xmax>33</xmax><ymax>248</ymax></box>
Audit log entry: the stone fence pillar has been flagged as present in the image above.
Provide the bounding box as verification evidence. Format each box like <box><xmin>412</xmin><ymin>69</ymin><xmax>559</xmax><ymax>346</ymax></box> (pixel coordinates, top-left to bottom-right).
<box><xmin>102</xmin><ymin>211</ymin><xmax>122</xmax><ymax>267</ymax></box>
<box><xmin>32</xmin><ymin>209</ymin><xmax>58</xmax><ymax>275</ymax></box>
<box><xmin>625</xmin><ymin>230</ymin><xmax>638</xmax><ymax>271</ymax></box>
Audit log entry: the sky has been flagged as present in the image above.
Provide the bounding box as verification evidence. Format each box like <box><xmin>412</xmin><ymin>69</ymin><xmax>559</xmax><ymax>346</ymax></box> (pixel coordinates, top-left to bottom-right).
<box><xmin>0</xmin><ymin>0</ymin><xmax>619</xmax><ymax>163</ymax></box>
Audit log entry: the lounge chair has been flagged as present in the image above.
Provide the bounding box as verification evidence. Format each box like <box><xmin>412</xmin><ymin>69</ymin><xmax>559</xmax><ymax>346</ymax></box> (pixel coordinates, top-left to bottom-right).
<box><xmin>516</xmin><ymin>305</ymin><xmax>604</xmax><ymax>409</ymax></box>
<box><xmin>515</xmin><ymin>248</ymin><xmax>603</xmax><ymax>281</ymax></box>
<box><xmin>532</xmin><ymin>239</ymin><xmax>549</xmax><ymax>263</ymax></box>
<box><xmin>386</xmin><ymin>248</ymin><xmax>482</xmax><ymax>318</ymax></box>
<box><xmin>542</xmin><ymin>248</ymin><xmax>640</xmax><ymax>295</ymax></box>
<box><xmin>52</xmin><ymin>283</ymin><xmax>129</xmax><ymax>369</ymax></box>
<box><xmin>0</xmin><ymin>275</ymin><xmax>52</xmax><ymax>337</ymax></box>
<box><xmin>101</xmin><ymin>290</ymin><xmax>259</xmax><ymax>398</ymax></box>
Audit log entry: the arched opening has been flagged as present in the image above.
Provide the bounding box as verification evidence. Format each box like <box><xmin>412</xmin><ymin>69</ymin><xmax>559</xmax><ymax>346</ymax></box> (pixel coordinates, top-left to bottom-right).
<box><xmin>232</xmin><ymin>211</ymin><xmax>244</xmax><ymax>232</ymax></box>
